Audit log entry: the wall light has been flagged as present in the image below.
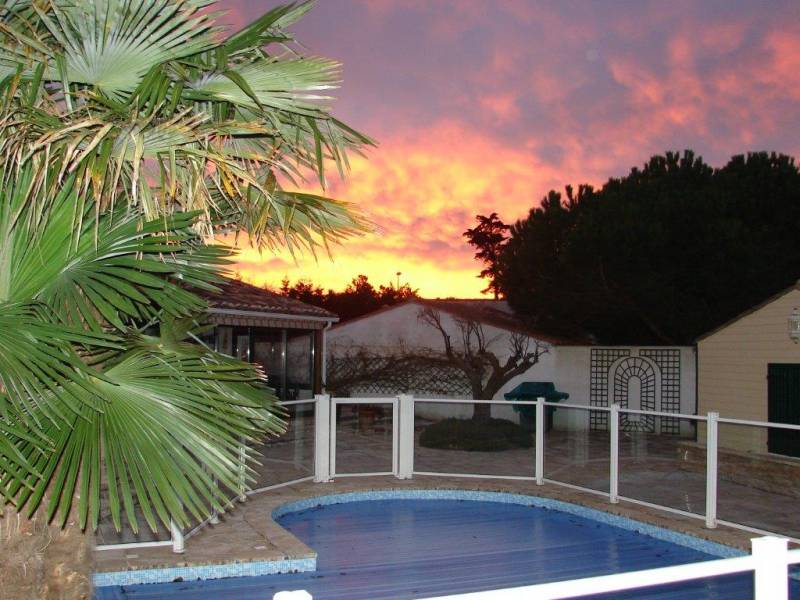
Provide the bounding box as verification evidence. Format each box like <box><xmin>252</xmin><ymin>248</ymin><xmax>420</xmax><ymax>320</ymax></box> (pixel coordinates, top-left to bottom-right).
<box><xmin>789</xmin><ymin>307</ymin><xmax>800</xmax><ymax>343</ymax></box>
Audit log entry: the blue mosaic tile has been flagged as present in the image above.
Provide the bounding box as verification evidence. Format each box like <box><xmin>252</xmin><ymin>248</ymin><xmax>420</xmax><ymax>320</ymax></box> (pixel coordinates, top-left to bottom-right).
<box><xmin>95</xmin><ymin>488</ymin><xmax>748</xmax><ymax>588</ymax></box>
<box><xmin>93</xmin><ymin>556</ymin><xmax>316</xmax><ymax>587</ymax></box>
<box><xmin>272</xmin><ymin>489</ymin><xmax>744</xmax><ymax>559</ymax></box>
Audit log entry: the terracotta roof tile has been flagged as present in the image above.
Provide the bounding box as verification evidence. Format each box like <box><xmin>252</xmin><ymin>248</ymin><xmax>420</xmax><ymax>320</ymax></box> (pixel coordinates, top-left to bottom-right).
<box><xmin>197</xmin><ymin>279</ymin><xmax>337</xmax><ymax>320</ymax></box>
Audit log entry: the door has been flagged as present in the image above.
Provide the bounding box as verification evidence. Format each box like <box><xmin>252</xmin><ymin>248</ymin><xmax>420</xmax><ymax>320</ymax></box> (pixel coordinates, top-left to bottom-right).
<box><xmin>767</xmin><ymin>363</ymin><xmax>800</xmax><ymax>457</ymax></box>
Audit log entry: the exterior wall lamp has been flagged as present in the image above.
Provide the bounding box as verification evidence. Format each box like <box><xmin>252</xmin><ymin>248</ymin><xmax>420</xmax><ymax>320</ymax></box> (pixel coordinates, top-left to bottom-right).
<box><xmin>789</xmin><ymin>307</ymin><xmax>800</xmax><ymax>343</ymax></box>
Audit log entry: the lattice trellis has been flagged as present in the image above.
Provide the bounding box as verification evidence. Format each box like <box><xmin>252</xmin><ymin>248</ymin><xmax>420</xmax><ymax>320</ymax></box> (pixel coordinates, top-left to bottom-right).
<box><xmin>613</xmin><ymin>356</ymin><xmax>657</xmax><ymax>432</ymax></box>
<box><xmin>590</xmin><ymin>349</ymin><xmax>630</xmax><ymax>430</ymax></box>
<box><xmin>641</xmin><ymin>349</ymin><xmax>681</xmax><ymax>434</ymax></box>
<box><xmin>590</xmin><ymin>348</ymin><xmax>682</xmax><ymax>434</ymax></box>
<box><xmin>326</xmin><ymin>355</ymin><xmax>472</xmax><ymax>397</ymax></box>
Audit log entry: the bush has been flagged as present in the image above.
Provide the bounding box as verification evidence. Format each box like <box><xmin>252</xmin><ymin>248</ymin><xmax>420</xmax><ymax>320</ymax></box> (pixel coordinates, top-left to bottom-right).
<box><xmin>419</xmin><ymin>417</ymin><xmax>533</xmax><ymax>452</ymax></box>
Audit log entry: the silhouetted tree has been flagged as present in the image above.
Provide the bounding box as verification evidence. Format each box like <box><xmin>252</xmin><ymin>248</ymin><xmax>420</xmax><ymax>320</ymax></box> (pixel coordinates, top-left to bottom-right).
<box><xmin>418</xmin><ymin>307</ymin><xmax>548</xmax><ymax>419</ymax></box>
<box><xmin>278</xmin><ymin>274</ymin><xmax>418</xmax><ymax>321</ymax></box>
<box><xmin>498</xmin><ymin>151</ymin><xmax>800</xmax><ymax>344</ymax></box>
<box><xmin>463</xmin><ymin>212</ymin><xmax>510</xmax><ymax>299</ymax></box>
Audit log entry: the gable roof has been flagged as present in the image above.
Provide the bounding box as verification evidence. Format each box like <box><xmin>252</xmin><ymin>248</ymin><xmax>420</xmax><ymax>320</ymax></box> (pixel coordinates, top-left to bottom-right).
<box><xmin>696</xmin><ymin>281</ymin><xmax>800</xmax><ymax>343</ymax></box>
<box><xmin>331</xmin><ymin>298</ymin><xmax>591</xmax><ymax>345</ymax></box>
<box><xmin>197</xmin><ymin>278</ymin><xmax>337</xmax><ymax>321</ymax></box>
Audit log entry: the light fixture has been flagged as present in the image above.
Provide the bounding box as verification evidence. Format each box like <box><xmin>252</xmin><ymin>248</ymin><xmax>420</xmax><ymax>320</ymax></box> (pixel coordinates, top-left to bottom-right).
<box><xmin>789</xmin><ymin>307</ymin><xmax>800</xmax><ymax>343</ymax></box>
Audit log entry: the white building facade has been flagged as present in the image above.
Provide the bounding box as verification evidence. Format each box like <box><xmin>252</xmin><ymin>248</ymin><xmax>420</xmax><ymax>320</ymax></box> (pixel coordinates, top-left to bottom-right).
<box><xmin>326</xmin><ymin>300</ymin><xmax>696</xmax><ymax>434</ymax></box>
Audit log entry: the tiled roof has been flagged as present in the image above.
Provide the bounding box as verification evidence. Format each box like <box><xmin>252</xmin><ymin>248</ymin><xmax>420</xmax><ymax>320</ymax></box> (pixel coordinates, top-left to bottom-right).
<box><xmin>419</xmin><ymin>299</ymin><xmax>592</xmax><ymax>345</ymax></box>
<box><xmin>198</xmin><ymin>278</ymin><xmax>337</xmax><ymax>320</ymax></box>
<box><xmin>332</xmin><ymin>298</ymin><xmax>591</xmax><ymax>345</ymax></box>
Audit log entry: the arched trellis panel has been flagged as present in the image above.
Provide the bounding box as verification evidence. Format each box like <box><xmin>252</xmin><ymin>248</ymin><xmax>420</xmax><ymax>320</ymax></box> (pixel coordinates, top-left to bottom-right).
<box><xmin>610</xmin><ymin>356</ymin><xmax>659</xmax><ymax>432</ymax></box>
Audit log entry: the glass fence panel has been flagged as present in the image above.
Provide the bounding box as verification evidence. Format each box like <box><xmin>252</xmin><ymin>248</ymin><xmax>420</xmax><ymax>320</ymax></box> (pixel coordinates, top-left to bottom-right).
<box><xmin>413</xmin><ymin>401</ymin><xmax>536</xmax><ymax>478</ymax></box>
<box><xmin>716</xmin><ymin>421</ymin><xmax>800</xmax><ymax>538</ymax></box>
<box><xmin>96</xmin><ymin>497</ymin><xmax>172</xmax><ymax>546</ymax></box>
<box><xmin>544</xmin><ymin>406</ymin><xmax>609</xmax><ymax>493</ymax></box>
<box><xmin>251</xmin><ymin>402</ymin><xmax>315</xmax><ymax>490</ymax></box>
<box><xmin>335</xmin><ymin>402</ymin><xmax>394</xmax><ymax>474</ymax></box>
<box><xmin>618</xmin><ymin>414</ymin><xmax>704</xmax><ymax>515</ymax></box>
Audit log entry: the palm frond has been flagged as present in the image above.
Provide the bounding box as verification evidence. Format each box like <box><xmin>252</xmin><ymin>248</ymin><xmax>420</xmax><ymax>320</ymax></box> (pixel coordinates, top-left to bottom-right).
<box><xmin>39</xmin><ymin>0</ymin><xmax>218</xmax><ymax>99</ymax></box>
<box><xmin>2</xmin><ymin>167</ymin><xmax>228</xmax><ymax>332</ymax></box>
<box><xmin>0</xmin><ymin>0</ymin><xmax>376</xmax><ymax>253</ymax></box>
<box><xmin>7</xmin><ymin>341</ymin><xmax>283</xmax><ymax>531</ymax></box>
<box><xmin>187</xmin><ymin>55</ymin><xmax>340</xmax><ymax>116</ymax></box>
<box><xmin>0</xmin><ymin>0</ymin><xmax>364</xmax><ymax>533</ymax></box>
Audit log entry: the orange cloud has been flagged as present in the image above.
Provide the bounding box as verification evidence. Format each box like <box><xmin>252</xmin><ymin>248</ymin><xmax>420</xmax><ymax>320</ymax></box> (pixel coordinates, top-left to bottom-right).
<box><xmin>220</xmin><ymin>0</ymin><xmax>800</xmax><ymax>300</ymax></box>
<box><xmin>233</xmin><ymin>120</ymin><xmax>585</xmax><ymax>298</ymax></box>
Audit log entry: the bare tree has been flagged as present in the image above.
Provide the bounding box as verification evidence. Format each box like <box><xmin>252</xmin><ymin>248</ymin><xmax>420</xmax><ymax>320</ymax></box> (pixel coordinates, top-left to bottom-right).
<box><xmin>327</xmin><ymin>339</ymin><xmax>474</xmax><ymax>396</ymax></box>
<box><xmin>417</xmin><ymin>307</ymin><xmax>548</xmax><ymax>420</ymax></box>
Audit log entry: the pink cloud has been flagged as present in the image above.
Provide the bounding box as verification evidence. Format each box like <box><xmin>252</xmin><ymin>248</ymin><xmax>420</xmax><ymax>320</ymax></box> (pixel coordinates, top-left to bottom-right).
<box><xmin>218</xmin><ymin>0</ymin><xmax>800</xmax><ymax>294</ymax></box>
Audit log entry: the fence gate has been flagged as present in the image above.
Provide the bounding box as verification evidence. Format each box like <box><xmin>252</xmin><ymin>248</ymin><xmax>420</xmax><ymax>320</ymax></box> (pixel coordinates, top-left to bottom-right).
<box><xmin>330</xmin><ymin>397</ymin><xmax>399</xmax><ymax>477</ymax></box>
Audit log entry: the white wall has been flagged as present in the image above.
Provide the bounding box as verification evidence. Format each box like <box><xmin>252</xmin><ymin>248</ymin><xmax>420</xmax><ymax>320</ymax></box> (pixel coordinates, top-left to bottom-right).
<box><xmin>327</xmin><ymin>302</ymin><xmax>558</xmax><ymax>421</ymax></box>
<box><xmin>327</xmin><ymin>302</ymin><xmax>697</xmax><ymax>433</ymax></box>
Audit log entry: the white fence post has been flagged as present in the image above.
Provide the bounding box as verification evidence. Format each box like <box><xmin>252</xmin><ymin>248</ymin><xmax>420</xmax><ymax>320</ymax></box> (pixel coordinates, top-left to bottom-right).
<box><xmin>535</xmin><ymin>397</ymin><xmax>545</xmax><ymax>485</ymax></box>
<box><xmin>397</xmin><ymin>394</ymin><xmax>415</xmax><ymax>479</ymax></box>
<box><xmin>314</xmin><ymin>394</ymin><xmax>332</xmax><ymax>483</ymax></box>
<box><xmin>752</xmin><ymin>536</ymin><xmax>789</xmax><ymax>600</ymax></box>
<box><xmin>170</xmin><ymin>519</ymin><xmax>185</xmax><ymax>554</ymax></box>
<box><xmin>274</xmin><ymin>591</ymin><xmax>313</xmax><ymax>600</ymax></box>
<box><xmin>392</xmin><ymin>398</ymin><xmax>400</xmax><ymax>477</ymax></box>
<box><xmin>610</xmin><ymin>403</ymin><xmax>620</xmax><ymax>504</ymax></box>
<box><xmin>705</xmin><ymin>411</ymin><xmax>719</xmax><ymax>529</ymax></box>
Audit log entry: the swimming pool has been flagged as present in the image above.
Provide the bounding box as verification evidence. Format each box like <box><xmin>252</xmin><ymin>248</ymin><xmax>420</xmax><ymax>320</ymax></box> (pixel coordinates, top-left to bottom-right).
<box><xmin>96</xmin><ymin>491</ymin><xmax>799</xmax><ymax>599</ymax></box>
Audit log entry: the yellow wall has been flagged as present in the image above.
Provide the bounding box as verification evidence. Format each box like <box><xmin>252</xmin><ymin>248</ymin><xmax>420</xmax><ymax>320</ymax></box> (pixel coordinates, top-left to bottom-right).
<box><xmin>698</xmin><ymin>287</ymin><xmax>800</xmax><ymax>453</ymax></box>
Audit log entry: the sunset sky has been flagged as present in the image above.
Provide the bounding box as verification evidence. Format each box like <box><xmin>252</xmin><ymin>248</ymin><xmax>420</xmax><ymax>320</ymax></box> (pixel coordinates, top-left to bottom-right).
<box><xmin>221</xmin><ymin>0</ymin><xmax>800</xmax><ymax>298</ymax></box>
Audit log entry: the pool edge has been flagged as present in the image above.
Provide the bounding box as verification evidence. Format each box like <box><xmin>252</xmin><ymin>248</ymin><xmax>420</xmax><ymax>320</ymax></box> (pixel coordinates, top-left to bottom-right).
<box><xmin>272</xmin><ymin>489</ymin><xmax>745</xmax><ymax>559</ymax></box>
<box><xmin>93</xmin><ymin>487</ymin><xmax>746</xmax><ymax>588</ymax></box>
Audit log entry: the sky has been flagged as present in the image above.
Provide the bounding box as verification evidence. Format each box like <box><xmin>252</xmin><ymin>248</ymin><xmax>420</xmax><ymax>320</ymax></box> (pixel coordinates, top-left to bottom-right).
<box><xmin>220</xmin><ymin>0</ymin><xmax>800</xmax><ymax>298</ymax></box>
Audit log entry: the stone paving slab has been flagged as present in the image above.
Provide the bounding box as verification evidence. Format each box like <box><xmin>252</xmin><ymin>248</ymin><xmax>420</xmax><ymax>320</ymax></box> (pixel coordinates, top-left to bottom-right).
<box><xmin>93</xmin><ymin>474</ymin><xmax>764</xmax><ymax>579</ymax></box>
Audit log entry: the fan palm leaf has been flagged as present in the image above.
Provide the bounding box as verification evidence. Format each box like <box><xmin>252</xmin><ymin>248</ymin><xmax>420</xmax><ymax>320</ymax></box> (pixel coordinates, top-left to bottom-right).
<box><xmin>0</xmin><ymin>0</ymin><xmax>375</xmax><ymax>254</ymax></box>
<box><xmin>0</xmin><ymin>162</ymin><xmax>282</xmax><ymax>529</ymax></box>
<box><xmin>7</xmin><ymin>341</ymin><xmax>282</xmax><ymax>532</ymax></box>
<box><xmin>0</xmin><ymin>0</ymin><xmax>369</xmax><ymax>536</ymax></box>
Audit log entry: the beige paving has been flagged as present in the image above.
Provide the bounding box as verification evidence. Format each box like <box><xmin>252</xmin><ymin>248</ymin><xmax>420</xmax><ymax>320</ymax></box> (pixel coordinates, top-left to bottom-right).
<box><xmin>94</xmin><ymin>412</ymin><xmax>800</xmax><ymax>576</ymax></box>
<box><xmin>95</xmin><ymin>473</ymin><xmax>765</xmax><ymax>576</ymax></box>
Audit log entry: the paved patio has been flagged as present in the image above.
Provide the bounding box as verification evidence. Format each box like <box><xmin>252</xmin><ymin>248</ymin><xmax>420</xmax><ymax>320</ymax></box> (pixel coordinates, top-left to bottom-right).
<box><xmin>94</xmin><ymin>474</ymin><xmax>763</xmax><ymax>580</ymax></box>
<box><xmin>328</xmin><ymin>413</ymin><xmax>800</xmax><ymax>539</ymax></box>
<box><xmin>95</xmin><ymin>410</ymin><xmax>800</xmax><ymax>574</ymax></box>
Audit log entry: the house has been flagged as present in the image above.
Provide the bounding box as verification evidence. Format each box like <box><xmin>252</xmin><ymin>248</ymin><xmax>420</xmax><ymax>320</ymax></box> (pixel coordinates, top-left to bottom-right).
<box><xmin>326</xmin><ymin>299</ymin><xmax>696</xmax><ymax>434</ymax></box>
<box><xmin>697</xmin><ymin>282</ymin><xmax>800</xmax><ymax>456</ymax></box>
<box><xmin>197</xmin><ymin>279</ymin><xmax>338</xmax><ymax>401</ymax></box>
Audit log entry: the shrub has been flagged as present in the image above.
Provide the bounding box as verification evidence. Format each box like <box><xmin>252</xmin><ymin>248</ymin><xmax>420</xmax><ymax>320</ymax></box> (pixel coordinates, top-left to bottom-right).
<box><xmin>419</xmin><ymin>417</ymin><xmax>533</xmax><ymax>452</ymax></box>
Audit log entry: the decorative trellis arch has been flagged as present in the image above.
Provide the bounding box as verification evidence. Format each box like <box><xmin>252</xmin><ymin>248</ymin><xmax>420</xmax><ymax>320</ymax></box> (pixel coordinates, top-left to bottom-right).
<box><xmin>611</xmin><ymin>356</ymin><xmax>659</xmax><ymax>432</ymax></box>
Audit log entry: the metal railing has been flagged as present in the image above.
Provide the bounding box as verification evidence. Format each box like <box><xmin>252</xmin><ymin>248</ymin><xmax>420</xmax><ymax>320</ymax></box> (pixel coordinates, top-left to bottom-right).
<box><xmin>370</xmin><ymin>394</ymin><xmax>800</xmax><ymax>541</ymax></box>
<box><xmin>284</xmin><ymin>395</ymin><xmax>800</xmax><ymax>598</ymax></box>
<box><xmin>102</xmin><ymin>391</ymin><xmax>800</xmax><ymax>598</ymax></box>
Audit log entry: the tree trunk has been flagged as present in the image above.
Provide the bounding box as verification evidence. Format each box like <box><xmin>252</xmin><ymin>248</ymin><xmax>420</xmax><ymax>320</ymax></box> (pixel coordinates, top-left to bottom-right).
<box><xmin>1</xmin><ymin>503</ymin><xmax>93</xmax><ymax>600</ymax></box>
<box><xmin>472</xmin><ymin>403</ymin><xmax>492</xmax><ymax>420</ymax></box>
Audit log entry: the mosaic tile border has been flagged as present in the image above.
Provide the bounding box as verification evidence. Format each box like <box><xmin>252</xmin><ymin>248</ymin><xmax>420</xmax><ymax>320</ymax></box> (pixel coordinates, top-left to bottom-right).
<box><xmin>94</xmin><ymin>488</ymin><xmax>749</xmax><ymax>588</ymax></box>
<box><xmin>273</xmin><ymin>489</ymin><xmax>745</xmax><ymax>559</ymax></box>
<box><xmin>93</xmin><ymin>556</ymin><xmax>316</xmax><ymax>587</ymax></box>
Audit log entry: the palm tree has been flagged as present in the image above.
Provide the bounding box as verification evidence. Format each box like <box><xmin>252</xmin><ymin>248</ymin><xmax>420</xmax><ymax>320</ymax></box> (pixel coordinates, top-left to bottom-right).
<box><xmin>0</xmin><ymin>1</ymin><xmax>373</xmax><ymax>596</ymax></box>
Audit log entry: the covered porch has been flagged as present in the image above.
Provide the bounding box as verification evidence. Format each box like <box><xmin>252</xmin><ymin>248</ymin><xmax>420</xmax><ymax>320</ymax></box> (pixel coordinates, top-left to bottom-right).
<box><xmin>200</xmin><ymin>279</ymin><xmax>338</xmax><ymax>401</ymax></box>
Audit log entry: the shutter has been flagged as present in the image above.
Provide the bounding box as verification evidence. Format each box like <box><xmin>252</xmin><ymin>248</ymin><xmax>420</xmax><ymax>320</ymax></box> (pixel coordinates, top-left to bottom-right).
<box><xmin>767</xmin><ymin>363</ymin><xmax>800</xmax><ymax>457</ymax></box>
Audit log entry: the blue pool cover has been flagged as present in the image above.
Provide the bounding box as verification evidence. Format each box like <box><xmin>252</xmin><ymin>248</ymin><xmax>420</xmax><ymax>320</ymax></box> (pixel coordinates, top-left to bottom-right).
<box><xmin>97</xmin><ymin>498</ymin><xmax>799</xmax><ymax>599</ymax></box>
